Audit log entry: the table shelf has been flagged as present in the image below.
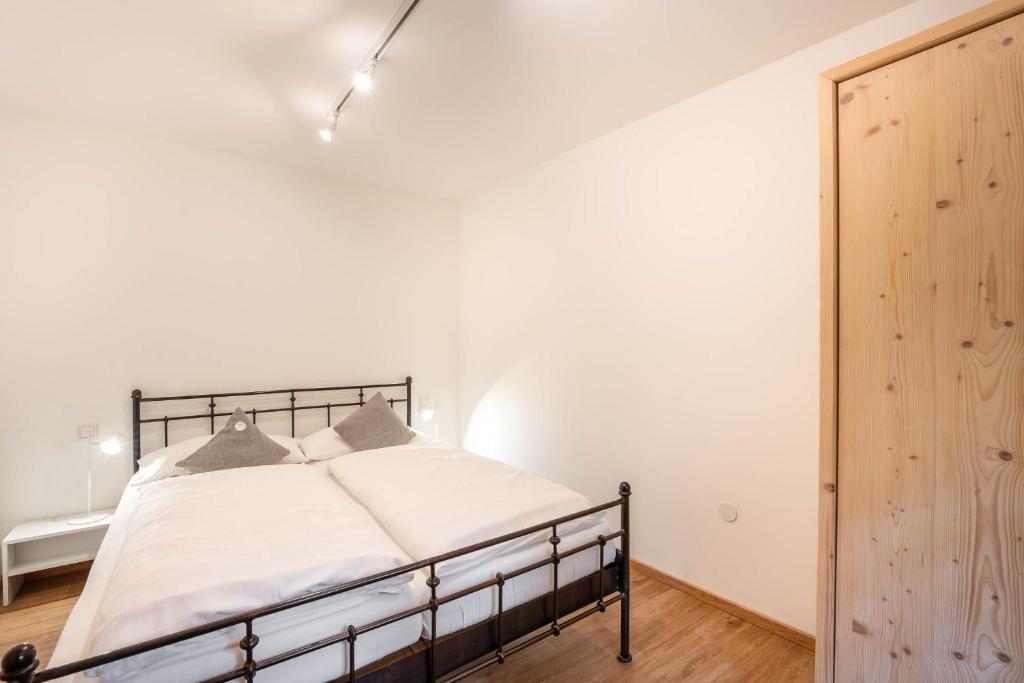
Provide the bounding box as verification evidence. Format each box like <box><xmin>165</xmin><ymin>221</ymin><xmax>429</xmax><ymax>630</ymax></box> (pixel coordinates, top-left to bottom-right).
<box><xmin>8</xmin><ymin>550</ymin><xmax>99</xmax><ymax>577</ymax></box>
<box><xmin>2</xmin><ymin>509</ymin><xmax>112</xmax><ymax>606</ymax></box>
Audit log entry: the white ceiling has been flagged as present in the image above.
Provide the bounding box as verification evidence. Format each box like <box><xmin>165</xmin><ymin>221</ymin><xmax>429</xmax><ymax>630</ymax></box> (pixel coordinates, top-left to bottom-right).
<box><xmin>0</xmin><ymin>0</ymin><xmax>912</xmax><ymax>199</ymax></box>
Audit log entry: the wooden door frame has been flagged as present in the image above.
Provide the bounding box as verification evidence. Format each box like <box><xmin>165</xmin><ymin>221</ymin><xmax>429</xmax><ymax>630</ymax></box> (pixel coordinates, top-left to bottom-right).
<box><xmin>816</xmin><ymin>1</ymin><xmax>1024</xmax><ymax>681</ymax></box>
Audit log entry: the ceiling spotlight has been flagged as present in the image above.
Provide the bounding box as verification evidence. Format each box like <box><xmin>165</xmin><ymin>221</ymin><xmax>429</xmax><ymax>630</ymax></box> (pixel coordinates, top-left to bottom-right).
<box><xmin>321</xmin><ymin>0</ymin><xmax>422</xmax><ymax>137</ymax></box>
<box><xmin>353</xmin><ymin>62</ymin><xmax>376</xmax><ymax>92</ymax></box>
<box><xmin>319</xmin><ymin>111</ymin><xmax>339</xmax><ymax>143</ymax></box>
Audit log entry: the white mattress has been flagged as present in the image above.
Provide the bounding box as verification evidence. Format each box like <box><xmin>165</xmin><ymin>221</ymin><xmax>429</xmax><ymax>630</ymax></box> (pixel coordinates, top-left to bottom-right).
<box><xmin>326</xmin><ymin>442</ymin><xmax>618</xmax><ymax>639</ymax></box>
<box><xmin>50</xmin><ymin>465</ymin><xmax>425</xmax><ymax>683</ymax></box>
<box><xmin>424</xmin><ymin>530</ymin><xmax>616</xmax><ymax>638</ymax></box>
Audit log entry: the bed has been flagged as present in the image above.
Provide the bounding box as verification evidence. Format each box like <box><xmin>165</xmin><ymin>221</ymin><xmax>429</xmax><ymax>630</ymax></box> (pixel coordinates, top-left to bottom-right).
<box><xmin>0</xmin><ymin>378</ymin><xmax>631</xmax><ymax>683</ymax></box>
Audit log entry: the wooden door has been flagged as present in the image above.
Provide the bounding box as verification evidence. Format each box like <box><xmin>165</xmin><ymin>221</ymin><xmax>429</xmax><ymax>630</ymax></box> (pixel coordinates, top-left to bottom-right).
<box><xmin>835</xmin><ymin>12</ymin><xmax>1023</xmax><ymax>682</ymax></box>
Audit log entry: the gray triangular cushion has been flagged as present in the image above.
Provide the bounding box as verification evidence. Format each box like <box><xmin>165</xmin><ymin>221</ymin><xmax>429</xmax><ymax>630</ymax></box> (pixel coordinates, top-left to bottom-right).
<box><xmin>179</xmin><ymin>408</ymin><xmax>289</xmax><ymax>474</ymax></box>
<box><xmin>334</xmin><ymin>392</ymin><xmax>414</xmax><ymax>452</ymax></box>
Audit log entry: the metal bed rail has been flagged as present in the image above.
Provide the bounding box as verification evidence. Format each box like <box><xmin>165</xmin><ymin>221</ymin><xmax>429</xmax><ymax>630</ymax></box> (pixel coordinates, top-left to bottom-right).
<box><xmin>0</xmin><ymin>483</ymin><xmax>633</xmax><ymax>683</ymax></box>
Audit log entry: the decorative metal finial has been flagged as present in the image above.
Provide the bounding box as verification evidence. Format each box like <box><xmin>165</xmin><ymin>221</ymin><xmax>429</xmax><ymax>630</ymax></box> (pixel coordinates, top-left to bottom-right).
<box><xmin>1</xmin><ymin>643</ymin><xmax>39</xmax><ymax>683</ymax></box>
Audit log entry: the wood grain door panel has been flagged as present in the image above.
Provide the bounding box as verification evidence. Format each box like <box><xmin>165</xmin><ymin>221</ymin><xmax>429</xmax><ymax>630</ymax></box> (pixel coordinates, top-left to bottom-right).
<box><xmin>835</xmin><ymin>12</ymin><xmax>1023</xmax><ymax>683</ymax></box>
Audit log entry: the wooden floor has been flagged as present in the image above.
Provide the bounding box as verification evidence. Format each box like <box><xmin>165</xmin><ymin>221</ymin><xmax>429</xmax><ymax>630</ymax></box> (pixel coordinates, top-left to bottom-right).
<box><xmin>0</xmin><ymin>569</ymin><xmax>89</xmax><ymax>668</ymax></box>
<box><xmin>469</xmin><ymin>566</ymin><xmax>813</xmax><ymax>682</ymax></box>
<box><xmin>0</xmin><ymin>565</ymin><xmax>813</xmax><ymax>682</ymax></box>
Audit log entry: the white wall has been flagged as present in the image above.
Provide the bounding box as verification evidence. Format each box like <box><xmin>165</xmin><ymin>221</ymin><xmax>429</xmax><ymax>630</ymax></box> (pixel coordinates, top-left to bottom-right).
<box><xmin>459</xmin><ymin>0</ymin><xmax>987</xmax><ymax>634</ymax></box>
<box><xmin>0</xmin><ymin>108</ymin><xmax>460</xmax><ymax>539</ymax></box>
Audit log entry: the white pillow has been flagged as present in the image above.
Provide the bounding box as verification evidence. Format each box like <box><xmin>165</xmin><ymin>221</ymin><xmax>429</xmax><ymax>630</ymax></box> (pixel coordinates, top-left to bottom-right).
<box><xmin>131</xmin><ymin>433</ymin><xmax>305</xmax><ymax>486</ymax></box>
<box><xmin>299</xmin><ymin>427</ymin><xmax>355</xmax><ymax>461</ymax></box>
<box><xmin>269</xmin><ymin>435</ymin><xmax>306</xmax><ymax>463</ymax></box>
<box><xmin>299</xmin><ymin>426</ymin><xmax>432</xmax><ymax>461</ymax></box>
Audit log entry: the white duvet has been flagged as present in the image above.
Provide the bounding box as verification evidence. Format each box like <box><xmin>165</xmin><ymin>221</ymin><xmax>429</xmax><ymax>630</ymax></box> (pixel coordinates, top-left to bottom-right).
<box><xmin>327</xmin><ymin>443</ymin><xmax>611</xmax><ymax>579</ymax></box>
<box><xmin>87</xmin><ymin>464</ymin><xmax>419</xmax><ymax>681</ymax></box>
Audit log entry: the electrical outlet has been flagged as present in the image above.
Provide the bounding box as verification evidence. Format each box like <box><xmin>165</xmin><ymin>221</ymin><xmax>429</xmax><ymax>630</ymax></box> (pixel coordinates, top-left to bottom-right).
<box><xmin>77</xmin><ymin>424</ymin><xmax>98</xmax><ymax>439</ymax></box>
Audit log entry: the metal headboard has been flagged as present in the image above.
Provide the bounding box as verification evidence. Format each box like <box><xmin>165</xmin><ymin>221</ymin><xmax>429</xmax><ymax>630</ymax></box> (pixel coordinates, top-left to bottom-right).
<box><xmin>131</xmin><ymin>376</ymin><xmax>412</xmax><ymax>471</ymax></box>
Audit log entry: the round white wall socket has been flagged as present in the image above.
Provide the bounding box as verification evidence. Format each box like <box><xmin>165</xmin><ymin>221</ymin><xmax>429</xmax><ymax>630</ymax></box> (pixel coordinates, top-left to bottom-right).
<box><xmin>718</xmin><ymin>501</ymin><xmax>739</xmax><ymax>523</ymax></box>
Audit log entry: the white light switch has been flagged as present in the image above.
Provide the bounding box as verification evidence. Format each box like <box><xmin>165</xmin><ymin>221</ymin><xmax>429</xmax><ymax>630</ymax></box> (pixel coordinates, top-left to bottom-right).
<box><xmin>77</xmin><ymin>424</ymin><xmax>98</xmax><ymax>439</ymax></box>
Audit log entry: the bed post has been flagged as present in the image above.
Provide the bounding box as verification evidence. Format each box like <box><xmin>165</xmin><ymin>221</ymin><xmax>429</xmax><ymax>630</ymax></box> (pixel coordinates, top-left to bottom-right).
<box><xmin>617</xmin><ymin>481</ymin><xmax>632</xmax><ymax>663</ymax></box>
<box><xmin>131</xmin><ymin>389</ymin><xmax>142</xmax><ymax>472</ymax></box>
<box><xmin>1</xmin><ymin>643</ymin><xmax>38</xmax><ymax>682</ymax></box>
<box><xmin>405</xmin><ymin>376</ymin><xmax>412</xmax><ymax>427</ymax></box>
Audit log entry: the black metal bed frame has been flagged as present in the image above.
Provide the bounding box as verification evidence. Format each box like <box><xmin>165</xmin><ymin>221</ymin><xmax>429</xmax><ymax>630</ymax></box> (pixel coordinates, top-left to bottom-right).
<box><xmin>1</xmin><ymin>378</ymin><xmax>632</xmax><ymax>683</ymax></box>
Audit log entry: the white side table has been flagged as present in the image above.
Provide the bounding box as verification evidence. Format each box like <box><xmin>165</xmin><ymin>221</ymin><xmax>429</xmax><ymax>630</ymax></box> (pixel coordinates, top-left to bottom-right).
<box><xmin>2</xmin><ymin>510</ymin><xmax>112</xmax><ymax>606</ymax></box>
